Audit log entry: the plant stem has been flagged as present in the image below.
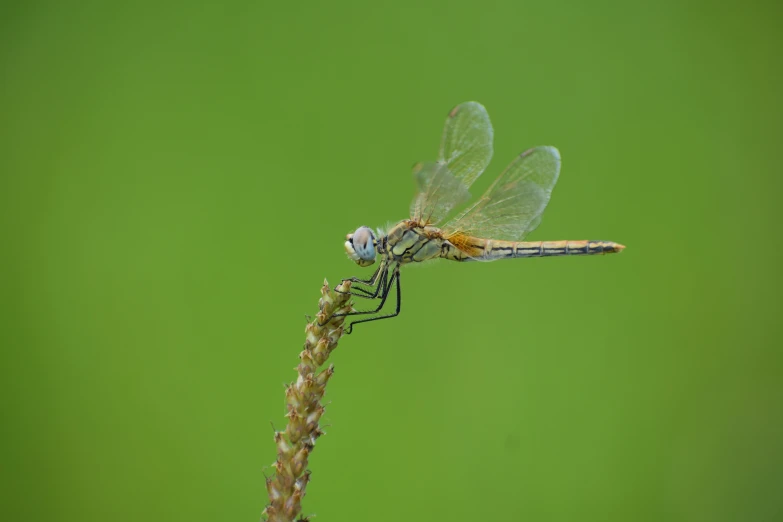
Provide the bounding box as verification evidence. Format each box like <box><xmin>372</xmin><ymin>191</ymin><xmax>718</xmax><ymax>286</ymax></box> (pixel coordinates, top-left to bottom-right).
<box><xmin>263</xmin><ymin>280</ymin><xmax>353</xmax><ymax>522</ymax></box>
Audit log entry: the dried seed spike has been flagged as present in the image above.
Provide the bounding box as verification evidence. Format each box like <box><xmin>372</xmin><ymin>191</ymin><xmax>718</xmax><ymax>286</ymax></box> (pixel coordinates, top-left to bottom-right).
<box><xmin>327</xmin><ymin>327</ymin><xmax>344</xmax><ymax>345</ymax></box>
<box><xmin>291</xmin><ymin>445</ymin><xmax>310</xmax><ymax>476</ymax></box>
<box><xmin>302</xmin><ymin>372</ymin><xmax>315</xmax><ymax>386</ymax></box>
<box><xmin>285</xmin><ymin>489</ymin><xmax>304</xmax><ymax>518</ymax></box>
<box><xmin>275</xmin><ymin>432</ymin><xmax>294</xmax><ymax>459</ymax></box>
<box><xmin>315</xmin><ymin>365</ymin><xmax>334</xmax><ymax>387</ymax></box>
<box><xmin>285</xmin><ymin>383</ymin><xmax>297</xmax><ymax>399</ymax></box>
<box><xmin>265</xmin><ymin>280</ymin><xmax>350</xmax><ymax>521</ymax></box>
<box><xmin>296</xmin><ymin>363</ymin><xmax>312</xmax><ymax>377</ymax></box>
<box><xmin>306</xmin><ymin>404</ymin><xmax>325</xmax><ymax>427</ymax></box>
<box><xmin>304</xmin><ymin>330</ymin><xmax>319</xmax><ymax>348</ymax></box>
<box><xmin>265</xmin><ymin>475</ymin><xmax>281</xmax><ymax>501</ymax></box>
<box><xmin>276</xmin><ymin>470</ymin><xmax>294</xmax><ymax>491</ymax></box>
<box><xmin>296</xmin><ymin>469</ymin><xmax>312</xmax><ymax>490</ymax></box>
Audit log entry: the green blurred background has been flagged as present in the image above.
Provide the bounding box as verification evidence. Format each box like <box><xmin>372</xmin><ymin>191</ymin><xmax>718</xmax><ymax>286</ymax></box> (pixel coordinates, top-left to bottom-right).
<box><xmin>2</xmin><ymin>1</ymin><xmax>781</xmax><ymax>521</ymax></box>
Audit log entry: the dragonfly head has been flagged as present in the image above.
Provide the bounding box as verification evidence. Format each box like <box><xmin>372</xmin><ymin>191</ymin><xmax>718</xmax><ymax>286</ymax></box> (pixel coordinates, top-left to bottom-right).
<box><xmin>345</xmin><ymin>226</ymin><xmax>377</xmax><ymax>267</ymax></box>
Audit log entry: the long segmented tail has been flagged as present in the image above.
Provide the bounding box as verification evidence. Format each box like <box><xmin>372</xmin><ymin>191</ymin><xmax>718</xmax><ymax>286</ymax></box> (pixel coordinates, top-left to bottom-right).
<box><xmin>442</xmin><ymin>237</ymin><xmax>625</xmax><ymax>262</ymax></box>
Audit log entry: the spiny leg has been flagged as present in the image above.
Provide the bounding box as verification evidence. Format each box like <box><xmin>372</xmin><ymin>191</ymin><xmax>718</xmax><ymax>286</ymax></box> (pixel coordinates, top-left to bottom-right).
<box><xmin>345</xmin><ymin>266</ymin><xmax>402</xmax><ymax>334</ymax></box>
<box><xmin>316</xmin><ymin>265</ymin><xmax>393</xmax><ymax>329</ymax></box>
<box><xmin>335</xmin><ymin>261</ymin><xmax>386</xmax><ymax>298</ymax></box>
<box><xmin>345</xmin><ymin>261</ymin><xmax>384</xmax><ymax>285</ymax></box>
<box><xmin>343</xmin><ymin>265</ymin><xmax>389</xmax><ymax>299</ymax></box>
<box><xmin>346</xmin><ymin>264</ymin><xmax>389</xmax><ymax>300</ymax></box>
<box><xmin>331</xmin><ymin>263</ymin><xmax>398</xmax><ymax>321</ymax></box>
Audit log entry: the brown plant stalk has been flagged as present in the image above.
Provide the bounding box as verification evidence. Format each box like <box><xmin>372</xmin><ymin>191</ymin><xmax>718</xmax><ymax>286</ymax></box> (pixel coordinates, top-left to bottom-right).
<box><xmin>263</xmin><ymin>279</ymin><xmax>353</xmax><ymax>522</ymax></box>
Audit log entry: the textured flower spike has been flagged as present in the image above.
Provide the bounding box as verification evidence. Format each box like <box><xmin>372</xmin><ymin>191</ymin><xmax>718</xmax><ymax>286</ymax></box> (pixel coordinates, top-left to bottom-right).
<box><xmin>263</xmin><ymin>280</ymin><xmax>353</xmax><ymax>522</ymax></box>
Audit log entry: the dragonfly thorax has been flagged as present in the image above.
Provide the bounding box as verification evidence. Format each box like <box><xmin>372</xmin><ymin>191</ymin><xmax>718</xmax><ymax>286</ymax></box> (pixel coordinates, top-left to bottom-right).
<box><xmin>345</xmin><ymin>226</ymin><xmax>378</xmax><ymax>267</ymax></box>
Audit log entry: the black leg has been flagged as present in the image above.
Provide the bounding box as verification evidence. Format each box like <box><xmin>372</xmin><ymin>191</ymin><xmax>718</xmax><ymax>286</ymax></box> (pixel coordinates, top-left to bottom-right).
<box><xmin>316</xmin><ymin>266</ymin><xmax>391</xmax><ymax>329</ymax></box>
<box><xmin>344</xmin><ymin>262</ymin><xmax>384</xmax><ymax>285</ymax></box>
<box><xmin>332</xmin><ymin>265</ymin><xmax>396</xmax><ymax>320</ymax></box>
<box><xmin>344</xmin><ymin>266</ymin><xmax>402</xmax><ymax>334</ymax></box>
<box><xmin>335</xmin><ymin>262</ymin><xmax>386</xmax><ymax>299</ymax></box>
<box><xmin>345</xmin><ymin>264</ymin><xmax>389</xmax><ymax>299</ymax></box>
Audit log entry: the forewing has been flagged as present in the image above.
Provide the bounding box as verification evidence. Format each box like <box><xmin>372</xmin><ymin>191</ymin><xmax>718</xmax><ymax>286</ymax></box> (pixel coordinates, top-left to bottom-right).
<box><xmin>409</xmin><ymin>102</ymin><xmax>493</xmax><ymax>225</ymax></box>
<box><xmin>439</xmin><ymin>102</ymin><xmax>494</xmax><ymax>190</ymax></box>
<box><xmin>443</xmin><ymin>146</ymin><xmax>561</xmax><ymax>241</ymax></box>
<box><xmin>410</xmin><ymin>162</ymin><xmax>471</xmax><ymax>225</ymax></box>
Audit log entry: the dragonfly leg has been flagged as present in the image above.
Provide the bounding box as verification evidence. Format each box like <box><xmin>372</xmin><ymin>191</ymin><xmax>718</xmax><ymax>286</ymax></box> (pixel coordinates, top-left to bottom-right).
<box><xmin>335</xmin><ymin>261</ymin><xmax>386</xmax><ymax>298</ymax></box>
<box><xmin>345</xmin><ymin>285</ymin><xmax>375</xmax><ymax>298</ymax></box>
<box><xmin>344</xmin><ymin>267</ymin><xmax>402</xmax><ymax>334</ymax></box>
<box><xmin>328</xmin><ymin>264</ymin><xmax>396</xmax><ymax>322</ymax></box>
<box><xmin>344</xmin><ymin>264</ymin><xmax>389</xmax><ymax>300</ymax></box>
<box><xmin>343</xmin><ymin>261</ymin><xmax>385</xmax><ymax>285</ymax></box>
<box><xmin>317</xmin><ymin>266</ymin><xmax>391</xmax><ymax>328</ymax></box>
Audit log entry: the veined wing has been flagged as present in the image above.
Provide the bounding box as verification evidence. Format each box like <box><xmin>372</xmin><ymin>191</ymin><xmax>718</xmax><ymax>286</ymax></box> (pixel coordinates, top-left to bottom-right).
<box><xmin>410</xmin><ymin>102</ymin><xmax>493</xmax><ymax>224</ymax></box>
<box><xmin>410</xmin><ymin>162</ymin><xmax>470</xmax><ymax>226</ymax></box>
<box><xmin>442</xmin><ymin>146</ymin><xmax>561</xmax><ymax>243</ymax></box>
<box><xmin>438</xmin><ymin>101</ymin><xmax>494</xmax><ymax>189</ymax></box>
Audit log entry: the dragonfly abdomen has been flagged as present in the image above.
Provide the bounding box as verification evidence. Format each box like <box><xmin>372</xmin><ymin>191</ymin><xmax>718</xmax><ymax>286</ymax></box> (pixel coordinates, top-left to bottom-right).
<box><xmin>512</xmin><ymin>240</ymin><xmax>624</xmax><ymax>257</ymax></box>
<box><xmin>442</xmin><ymin>237</ymin><xmax>625</xmax><ymax>261</ymax></box>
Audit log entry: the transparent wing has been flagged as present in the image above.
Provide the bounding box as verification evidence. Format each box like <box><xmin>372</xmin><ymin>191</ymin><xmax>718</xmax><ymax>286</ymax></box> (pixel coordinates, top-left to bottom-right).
<box><xmin>410</xmin><ymin>102</ymin><xmax>494</xmax><ymax>225</ymax></box>
<box><xmin>438</xmin><ymin>101</ymin><xmax>494</xmax><ymax>190</ymax></box>
<box><xmin>442</xmin><ymin>146</ymin><xmax>561</xmax><ymax>240</ymax></box>
<box><xmin>410</xmin><ymin>162</ymin><xmax>470</xmax><ymax>225</ymax></box>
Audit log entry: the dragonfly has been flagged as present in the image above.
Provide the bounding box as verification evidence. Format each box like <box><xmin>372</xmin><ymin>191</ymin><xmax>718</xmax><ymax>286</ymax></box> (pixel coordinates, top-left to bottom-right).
<box><xmin>335</xmin><ymin>102</ymin><xmax>624</xmax><ymax>333</ymax></box>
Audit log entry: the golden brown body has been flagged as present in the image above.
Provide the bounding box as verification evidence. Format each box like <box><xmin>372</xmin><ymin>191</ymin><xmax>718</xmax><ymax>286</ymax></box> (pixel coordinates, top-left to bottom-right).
<box><xmin>383</xmin><ymin>219</ymin><xmax>624</xmax><ymax>264</ymax></box>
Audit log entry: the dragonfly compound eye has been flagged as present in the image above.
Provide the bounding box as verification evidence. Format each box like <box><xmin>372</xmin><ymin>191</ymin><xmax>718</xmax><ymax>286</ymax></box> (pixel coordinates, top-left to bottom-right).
<box><xmin>344</xmin><ymin>226</ymin><xmax>376</xmax><ymax>267</ymax></box>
